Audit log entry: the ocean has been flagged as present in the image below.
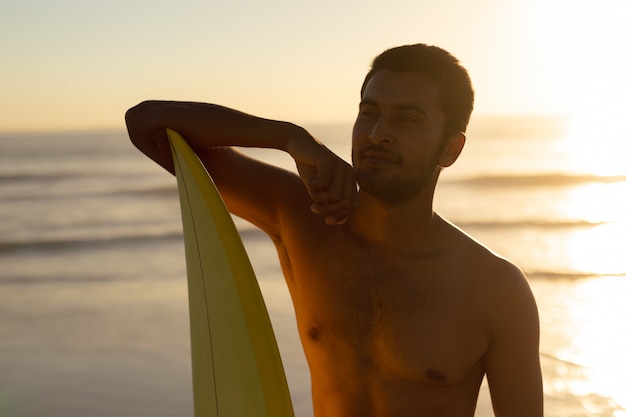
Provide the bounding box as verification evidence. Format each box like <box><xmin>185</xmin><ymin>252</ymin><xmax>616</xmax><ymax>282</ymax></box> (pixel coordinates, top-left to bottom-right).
<box><xmin>1</xmin><ymin>116</ymin><xmax>625</xmax><ymax>417</ymax></box>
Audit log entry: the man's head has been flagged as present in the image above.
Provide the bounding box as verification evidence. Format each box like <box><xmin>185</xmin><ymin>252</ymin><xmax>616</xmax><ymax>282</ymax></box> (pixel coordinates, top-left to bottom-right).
<box><xmin>351</xmin><ymin>44</ymin><xmax>472</xmax><ymax>203</ymax></box>
<box><xmin>361</xmin><ymin>44</ymin><xmax>474</xmax><ymax>141</ymax></box>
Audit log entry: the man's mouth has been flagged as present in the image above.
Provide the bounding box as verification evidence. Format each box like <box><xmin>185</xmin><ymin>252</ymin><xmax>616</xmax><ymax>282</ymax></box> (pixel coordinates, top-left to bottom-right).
<box><xmin>360</xmin><ymin>147</ymin><xmax>399</xmax><ymax>167</ymax></box>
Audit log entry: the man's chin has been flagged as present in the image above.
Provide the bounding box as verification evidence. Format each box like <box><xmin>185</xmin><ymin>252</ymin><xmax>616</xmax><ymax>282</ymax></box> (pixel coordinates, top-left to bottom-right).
<box><xmin>358</xmin><ymin>183</ymin><xmax>421</xmax><ymax>204</ymax></box>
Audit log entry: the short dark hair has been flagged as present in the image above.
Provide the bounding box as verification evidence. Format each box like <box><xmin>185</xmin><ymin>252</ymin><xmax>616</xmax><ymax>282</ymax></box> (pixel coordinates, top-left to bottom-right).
<box><xmin>361</xmin><ymin>44</ymin><xmax>474</xmax><ymax>139</ymax></box>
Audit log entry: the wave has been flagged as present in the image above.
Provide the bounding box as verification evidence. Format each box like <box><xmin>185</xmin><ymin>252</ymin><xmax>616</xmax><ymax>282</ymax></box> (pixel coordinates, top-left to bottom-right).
<box><xmin>456</xmin><ymin>219</ymin><xmax>604</xmax><ymax>229</ymax></box>
<box><xmin>0</xmin><ymin>170</ymin><xmax>160</xmax><ymax>184</ymax></box>
<box><xmin>539</xmin><ymin>351</ymin><xmax>586</xmax><ymax>368</ymax></box>
<box><xmin>0</xmin><ymin>228</ymin><xmax>266</xmax><ymax>255</ymax></box>
<box><xmin>0</xmin><ymin>272</ymin><xmax>131</xmax><ymax>286</ymax></box>
<box><xmin>0</xmin><ymin>232</ymin><xmax>184</xmax><ymax>255</ymax></box>
<box><xmin>444</xmin><ymin>173</ymin><xmax>626</xmax><ymax>187</ymax></box>
<box><xmin>0</xmin><ymin>172</ymin><xmax>79</xmax><ymax>183</ymax></box>
<box><xmin>1</xmin><ymin>181</ymin><xmax>178</xmax><ymax>203</ymax></box>
<box><xmin>526</xmin><ymin>270</ymin><xmax>626</xmax><ymax>280</ymax></box>
<box><xmin>107</xmin><ymin>185</ymin><xmax>178</xmax><ymax>198</ymax></box>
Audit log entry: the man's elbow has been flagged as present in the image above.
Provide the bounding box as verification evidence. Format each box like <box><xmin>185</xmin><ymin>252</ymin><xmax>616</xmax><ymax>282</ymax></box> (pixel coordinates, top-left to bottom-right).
<box><xmin>124</xmin><ymin>101</ymin><xmax>175</xmax><ymax>175</ymax></box>
<box><xmin>125</xmin><ymin>101</ymin><xmax>158</xmax><ymax>149</ymax></box>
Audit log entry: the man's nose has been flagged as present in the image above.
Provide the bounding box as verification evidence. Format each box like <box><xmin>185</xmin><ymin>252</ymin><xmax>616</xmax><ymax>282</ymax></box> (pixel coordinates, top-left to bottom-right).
<box><xmin>369</xmin><ymin>117</ymin><xmax>393</xmax><ymax>144</ymax></box>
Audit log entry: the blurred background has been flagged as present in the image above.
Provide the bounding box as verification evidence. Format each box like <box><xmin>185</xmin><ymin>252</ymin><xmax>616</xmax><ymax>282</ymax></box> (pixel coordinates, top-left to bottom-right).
<box><xmin>1</xmin><ymin>1</ymin><xmax>625</xmax><ymax>416</ymax></box>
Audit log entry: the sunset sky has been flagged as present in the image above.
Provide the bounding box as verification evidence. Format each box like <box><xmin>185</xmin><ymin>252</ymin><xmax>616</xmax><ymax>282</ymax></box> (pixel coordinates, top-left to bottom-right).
<box><xmin>1</xmin><ymin>0</ymin><xmax>625</xmax><ymax>132</ymax></box>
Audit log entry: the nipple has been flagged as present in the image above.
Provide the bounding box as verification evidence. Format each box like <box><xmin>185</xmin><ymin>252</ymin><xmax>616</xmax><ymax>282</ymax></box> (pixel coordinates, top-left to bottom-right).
<box><xmin>308</xmin><ymin>326</ymin><xmax>322</xmax><ymax>342</ymax></box>
<box><xmin>426</xmin><ymin>368</ymin><xmax>447</xmax><ymax>383</ymax></box>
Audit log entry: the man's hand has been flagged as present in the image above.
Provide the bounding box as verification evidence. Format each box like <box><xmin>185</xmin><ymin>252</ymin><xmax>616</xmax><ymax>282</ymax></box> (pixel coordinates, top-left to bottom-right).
<box><xmin>287</xmin><ymin>128</ymin><xmax>358</xmax><ymax>225</ymax></box>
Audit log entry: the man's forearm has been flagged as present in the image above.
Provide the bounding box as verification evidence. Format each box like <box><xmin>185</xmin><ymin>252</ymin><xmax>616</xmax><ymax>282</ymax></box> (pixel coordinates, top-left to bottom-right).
<box><xmin>125</xmin><ymin>100</ymin><xmax>306</xmax><ymax>174</ymax></box>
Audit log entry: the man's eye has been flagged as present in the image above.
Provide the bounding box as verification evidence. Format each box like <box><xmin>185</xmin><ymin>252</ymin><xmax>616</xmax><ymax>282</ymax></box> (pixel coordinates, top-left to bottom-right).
<box><xmin>359</xmin><ymin>109</ymin><xmax>377</xmax><ymax>118</ymax></box>
<box><xmin>398</xmin><ymin>114</ymin><xmax>417</xmax><ymax>122</ymax></box>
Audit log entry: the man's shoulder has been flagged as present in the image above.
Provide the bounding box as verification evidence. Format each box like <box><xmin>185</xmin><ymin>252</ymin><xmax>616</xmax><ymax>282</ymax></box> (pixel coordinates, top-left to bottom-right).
<box><xmin>468</xmin><ymin>238</ymin><xmax>528</xmax><ymax>292</ymax></box>
<box><xmin>443</xmin><ymin>221</ymin><xmax>529</xmax><ymax>294</ymax></box>
<box><xmin>456</xmin><ymin>235</ymin><xmax>539</xmax><ymax>344</ymax></box>
<box><xmin>460</xmin><ymin>235</ymin><xmax>537</xmax><ymax>321</ymax></box>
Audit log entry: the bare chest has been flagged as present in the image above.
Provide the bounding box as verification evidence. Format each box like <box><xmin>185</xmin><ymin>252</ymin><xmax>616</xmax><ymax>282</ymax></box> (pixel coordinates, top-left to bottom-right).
<box><xmin>287</xmin><ymin>242</ymin><xmax>489</xmax><ymax>385</ymax></box>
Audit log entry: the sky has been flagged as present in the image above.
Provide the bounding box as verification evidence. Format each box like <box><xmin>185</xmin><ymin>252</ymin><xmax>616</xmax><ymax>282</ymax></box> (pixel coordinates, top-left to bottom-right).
<box><xmin>1</xmin><ymin>0</ymin><xmax>625</xmax><ymax>132</ymax></box>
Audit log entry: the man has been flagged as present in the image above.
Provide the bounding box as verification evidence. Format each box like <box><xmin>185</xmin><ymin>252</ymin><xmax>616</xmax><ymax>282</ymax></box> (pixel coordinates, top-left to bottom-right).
<box><xmin>126</xmin><ymin>44</ymin><xmax>543</xmax><ymax>417</ymax></box>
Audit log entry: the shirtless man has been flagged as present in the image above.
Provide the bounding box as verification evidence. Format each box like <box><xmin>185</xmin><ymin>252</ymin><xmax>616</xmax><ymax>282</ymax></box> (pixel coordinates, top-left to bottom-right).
<box><xmin>125</xmin><ymin>44</ymin><xmax>543</xmax><ymax>417</ymax></box>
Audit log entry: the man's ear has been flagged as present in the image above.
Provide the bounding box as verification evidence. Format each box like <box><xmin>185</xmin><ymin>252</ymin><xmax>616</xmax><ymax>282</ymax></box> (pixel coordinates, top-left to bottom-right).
<box><xmin>438</xmin><ymin>132</ymin><xmax>466</xmax><ymax>168</ymax></box>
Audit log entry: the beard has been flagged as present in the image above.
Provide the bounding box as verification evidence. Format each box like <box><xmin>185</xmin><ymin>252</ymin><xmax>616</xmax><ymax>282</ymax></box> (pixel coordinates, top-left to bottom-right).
<box><xmin>352</xmin><ymin>147</ymin><xmax>442</xmax><ymax>203</ymax></box>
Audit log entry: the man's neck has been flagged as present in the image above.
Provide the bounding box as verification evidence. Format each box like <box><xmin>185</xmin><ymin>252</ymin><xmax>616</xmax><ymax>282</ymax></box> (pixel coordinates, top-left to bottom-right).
<box><xmin>348</xmin><ymin>188</ymin><xmax>442</xmax><ymax>254</ymax></box>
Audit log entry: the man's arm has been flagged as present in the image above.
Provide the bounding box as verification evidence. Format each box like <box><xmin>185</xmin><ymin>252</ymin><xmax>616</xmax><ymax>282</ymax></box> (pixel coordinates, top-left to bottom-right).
<box><xmin>125</xmin><ymin>100</ymin><xmax>358</xmax><ymax>226</ymax></box>
<box><xmin>126</xmin><ymin>100</ymin><xmax>308</xmax><ymax>174</ymax></box>
<box><xmin>484</xmin><ymin>264</ymin><xmax>543</xmax><ymax>417</ymax></box>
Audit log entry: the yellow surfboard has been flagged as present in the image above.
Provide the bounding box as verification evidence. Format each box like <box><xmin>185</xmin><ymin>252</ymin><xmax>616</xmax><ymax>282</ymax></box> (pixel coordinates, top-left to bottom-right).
<box><xmin>167</xmin><ymin>129</ymin><xmax>294</xmax><ymax>417</ymax></box>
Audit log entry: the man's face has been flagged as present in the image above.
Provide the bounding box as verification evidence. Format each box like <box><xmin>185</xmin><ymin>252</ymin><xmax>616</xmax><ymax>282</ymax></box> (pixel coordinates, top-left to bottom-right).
<box><xmin>351</xmin><ymin>70</ymin><xmax>447</xmax><ymax>203</ymax></box>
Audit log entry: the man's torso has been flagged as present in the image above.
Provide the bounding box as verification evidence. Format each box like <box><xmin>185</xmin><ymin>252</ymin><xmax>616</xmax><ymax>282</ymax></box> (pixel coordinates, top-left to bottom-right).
<box><xmin>274</xmin><ymin>215</ymin><xmax>497</xmax><ymax>416</ymax></box>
